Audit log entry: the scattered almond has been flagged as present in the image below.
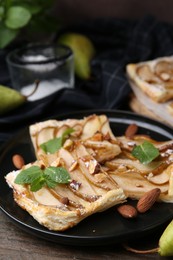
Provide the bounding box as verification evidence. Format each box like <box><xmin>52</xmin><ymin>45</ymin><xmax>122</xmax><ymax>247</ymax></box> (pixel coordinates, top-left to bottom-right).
<box><xmin>60</xmin><ymin>197</ymin><xmax>69</xmax><ymax>205</ymax></box>
<box><xmin>63</xmin><ymin>139</ymin><xmax>74</xmax><ymax>151</ymax></box>
<box><xmin>91</xmin><ymin>132</ymin><xmax>103</xmax><ymax>142</ymax></box>
<box><xmin>117</xmin><ymin>204</ymin><xmax>138</xmax><ymax>218</ymax></box>
<box><xmin>137</xmin><ymin>188</ymin><xmax>161</xmax><ymax>213</ymax></box>
<box><xmin>69</xmin><ymin>160</ymin><xmax>78</xmax><ymax>172</ymax></box>
<box><xmin>40</xmin><ymin>163</ymin><xmax>46</xmax><ymax>170</ymax></box>
<box><xmin>12</xmin><ymin>154</ymin><xmax>25</xmax><ymax>169</ymax></box>
<box><xmin>51</xmin><ymin>157</ymin><xmax>65</xmax><ymax>167</ymax></box>
<box><xmin>103</xmin><ymin>132</ymin><xmax>111</xmax><ymax>141</ymax></box>
<box><xmin>88</xmin><ymin>159</ymin><xmax>100</xmax><ymax>174</ymax></box>
<box><xmin>125</xmin><ymin>124</ymin><xmax>138</xmax><ymax>139</ymax></box>
<box><xmin>70</xmin><ymin>180</ymin><xmax>81</xmax><ymax>191</ymax></box>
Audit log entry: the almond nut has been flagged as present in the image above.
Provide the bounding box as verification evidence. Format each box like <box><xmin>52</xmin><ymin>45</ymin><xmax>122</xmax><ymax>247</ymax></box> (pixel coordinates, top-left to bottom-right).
<box><xmin>91</xmin><ymin>132</ymin><xmax>103</xmax><ymax>142</ymax></box>
<box><xmin>88</xmin><ymin>159</ymin><xmax>100</xmax><ymax>174</ymax></box>
<box><xmin>117</xmin><ymin>204</ymin><xmax>138</xmax><ymax>218</ymax></box>
<box><xmin>125</xmin><ymin>124</ymin><xmax>138</xmax><ymax>139</ymax></box>
<box><xmin>103</xmin><ymin>132</ymin><xmax>111</xmax><ymax>141</ymax></box>
<box><xmin>137</xmin><ymin>188</ymin><xmax>161</xmax><ymax>213</ymax></box>
<box><xmin>69</xmin><ymin>160</ymin><xmax>78</xmax><ymax>172</ymax></box>
<box><xmin>59</xmin><ymin>197</ymin><xmax>69</xmax><ymax>205</ymax></box>
<box><xmin>12</xmin><ymin>154</ymin><xmax>25</xmax><ymax>169</ymax></box>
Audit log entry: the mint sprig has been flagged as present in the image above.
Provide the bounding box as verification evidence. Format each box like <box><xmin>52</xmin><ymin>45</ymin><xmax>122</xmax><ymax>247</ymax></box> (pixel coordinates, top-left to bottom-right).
<box><xmin>14</xmin><ymin>165</ymin><xmax>71</xmax><ymax>192</ymax></box>
<box><xmin>131</xmin><ymin>141</ymin><xmax>160</xmax><ymax>164</ymax></box>
<box><xmin>40</xmin><ymin>128</ymin><xmax>74</xmax><ymax>154</ymax></box>
<box><xmin>0</xmin><ymin>1</ymin><xmax>58</xmax><ymax>49</ymax></box>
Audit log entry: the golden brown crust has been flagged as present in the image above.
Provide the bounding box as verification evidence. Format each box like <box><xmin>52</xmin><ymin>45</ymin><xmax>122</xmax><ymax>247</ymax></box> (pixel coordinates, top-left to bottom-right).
<box><xmin>126</xmin><ymin>56</ymin><xmax>173</xmax><ymax>103</ymax></box>
<box><xmin>128</xmin><ymin>79</ymin><xmax>173</xmax><ymax>126</ymax></box>
<box><xmin>5</xmin><ymin>141</ymin><xmax>126</xmax><ymax>231</ymax></box>
<box><xmin>6</xmin><ymin>170</ymin><xmax>125</xmax><ymax>231</ymax></box>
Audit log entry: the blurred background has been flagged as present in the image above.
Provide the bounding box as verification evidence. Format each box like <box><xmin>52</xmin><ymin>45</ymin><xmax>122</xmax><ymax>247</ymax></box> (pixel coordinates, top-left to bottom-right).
<box><xmin>1</xmin><ymin>0</ymin><xmax>173</xmax><ymax>139</ymax></box>
<box><xmin>54</xmin><ymin>0</ymin><xmax>173</xmax><ymax>24</ymax></box>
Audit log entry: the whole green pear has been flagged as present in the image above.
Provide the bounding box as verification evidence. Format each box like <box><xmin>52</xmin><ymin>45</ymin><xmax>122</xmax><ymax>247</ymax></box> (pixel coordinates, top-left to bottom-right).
<box><xmin>159</xmin><ymin>219</ymin><xmax>173</xmax><ymax>256</ymax></box>
<box><xmin>0</xmin><ymin>85</ymin><xmax>25</xmax><ymax>115</ymax></box>
<box><xmin>58</xmin><ymin>33</ymin><xmax>95</xmax><ymax>80</ymax></box>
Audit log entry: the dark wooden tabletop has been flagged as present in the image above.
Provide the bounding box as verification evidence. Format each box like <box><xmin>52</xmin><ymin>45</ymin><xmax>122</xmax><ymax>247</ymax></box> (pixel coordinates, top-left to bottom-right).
<box><xmin>0</xmin><ymin>208</ymin><xmax>170</xmax><ymax>259</ymax></box>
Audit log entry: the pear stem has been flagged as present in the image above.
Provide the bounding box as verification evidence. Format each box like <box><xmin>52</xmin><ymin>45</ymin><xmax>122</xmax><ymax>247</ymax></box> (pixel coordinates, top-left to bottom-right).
<box><xmin>123</xmin><ymin>243</ymin><xmax>159</xmax><ymax>254</ymax></box>
<box><xmin>25</xmin><ymin>79</ymin><xmax>40</xmax><ymax>98</ymax></box>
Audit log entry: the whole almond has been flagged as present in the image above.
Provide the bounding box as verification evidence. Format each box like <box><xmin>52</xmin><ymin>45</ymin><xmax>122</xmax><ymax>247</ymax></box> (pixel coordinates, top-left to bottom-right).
<box><xmin>12</xmin><ymin>154</ymin><xmax>25</xmax><ymax>169</ymax></box>
<box><xmin>125</xmin><ymin>124</ymin><xmax>138</xmax><ymax>139</ymax></box>
<box><xmin>117</xmin><ymin>204</ymin><xmax>138</xmax><ymax>218</ymax></box>
<box><xmin>137</xmin><ymin>188</ymin><xmax>161</xmax><ymax>213</ymax></box>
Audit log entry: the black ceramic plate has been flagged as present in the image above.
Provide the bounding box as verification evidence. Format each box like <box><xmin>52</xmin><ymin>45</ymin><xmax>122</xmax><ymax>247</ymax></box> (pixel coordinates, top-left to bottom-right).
<box><xmin>1</xmin><ymin>109</ymin><xmax>173</xmax><ymax>246</ymax></box>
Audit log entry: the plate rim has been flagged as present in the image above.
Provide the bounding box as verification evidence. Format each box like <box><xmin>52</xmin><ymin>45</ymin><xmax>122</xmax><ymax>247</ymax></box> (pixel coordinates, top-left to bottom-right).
<box><xmin>1</xmin><ymin>109</ymin><xmax>173</xmax><ymax>246</ymax></box>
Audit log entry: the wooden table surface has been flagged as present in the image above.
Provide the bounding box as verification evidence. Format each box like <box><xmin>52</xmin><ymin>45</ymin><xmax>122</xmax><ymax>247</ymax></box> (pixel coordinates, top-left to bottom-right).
<box><xmin>0</xmin><ymin>208</ymin><xmax>170</xmax><ymax>259</ymax></box>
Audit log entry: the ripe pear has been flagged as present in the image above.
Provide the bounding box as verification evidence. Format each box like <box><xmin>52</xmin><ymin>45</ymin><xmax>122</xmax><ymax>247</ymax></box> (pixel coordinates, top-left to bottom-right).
<box><xmin>0</xmin><ymin>85</ymin><xmax>26</xmax><ymax>115</ymax></box>
<box><xmin>158</xmin><ymin>219</ymin><xmax>173</xmax><ymax>256</ymax></box>
<box><xmin>58</xmin><ymin>33</ymin><xmax>95</xmax><ymax>80</ymax></box>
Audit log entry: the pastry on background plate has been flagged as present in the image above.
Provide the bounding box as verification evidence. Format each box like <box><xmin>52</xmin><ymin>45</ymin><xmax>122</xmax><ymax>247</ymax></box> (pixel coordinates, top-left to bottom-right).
<box><xmin>126</xmin><ymin>56</ymin><xmax>173</xmax><ymax>103</ymax></box>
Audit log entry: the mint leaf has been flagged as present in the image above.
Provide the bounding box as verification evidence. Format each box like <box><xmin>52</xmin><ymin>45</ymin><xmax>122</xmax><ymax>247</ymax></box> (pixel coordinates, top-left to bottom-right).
<box><xmin>0</xmin><ymin>23</ymin><xmax>18</xmax><ymax>49</ymax></box>
<box><xmin>14</xmin><ymin>166</ymin><xmax>42</xmax><ymax>184</ymax></box>
<box><xmin>40</xmin><ymin>137</ymin><xmax>62</xmax><ymax>154</ymax></box>
<box><xmin>0</xmin><ymin>7</ymin><xmax>4</xmax><ymax>21</ymax></box>
<box><xmin>62</xmin><ymin>128</ymin><xmax>74</xmax><ymax>140</ymax></box>
<box><xmin>40</xmin><ymin>128</ymin><xmax>74</xmax><ymax>154</ymax></box>
<box><xmin>44</xmin><ymin>177</ymin><xmax>57</xmax><ymax>189</ymax></box>
<box><xmin>30</xmin><ymin>176</ymin><xmax>45</xmax><ymax>192</ymax></box>
<box><xmin>14</xmin><ymin>165</ymin><xmax>71</xmax><ymax>192</ymax></box>
<box><xmin>44</xmin><ymin>167</ymin><xmax>71</xmax><ymax>185</ymax></box>
<box><xmin>5</xmin><ymin>6</ymin><xmax>31</xmax><ymax>29</ymax></box>
<box><xmin>132</xmin><ymin>141</ymin><xmax>160</xmax><ymax>164</ymax></box>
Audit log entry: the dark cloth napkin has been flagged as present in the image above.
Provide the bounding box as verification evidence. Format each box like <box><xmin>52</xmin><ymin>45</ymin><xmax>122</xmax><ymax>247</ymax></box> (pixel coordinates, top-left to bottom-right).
<box><xmin>1</xmin><ymin>15</ymin><xmax>173</xmax><ymax>143</ymax></box>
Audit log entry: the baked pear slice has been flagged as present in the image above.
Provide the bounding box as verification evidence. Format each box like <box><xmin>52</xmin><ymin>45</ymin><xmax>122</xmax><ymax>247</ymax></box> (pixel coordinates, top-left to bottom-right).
<box><xmin>105</xmin><ymin>134</ymin><xmax>173</xmax><ymax>202</ymax></box>
<box><xmin>29</xmin><ymin>114</ymin><xmax>117</xmax><ymax>158</ymax></box>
